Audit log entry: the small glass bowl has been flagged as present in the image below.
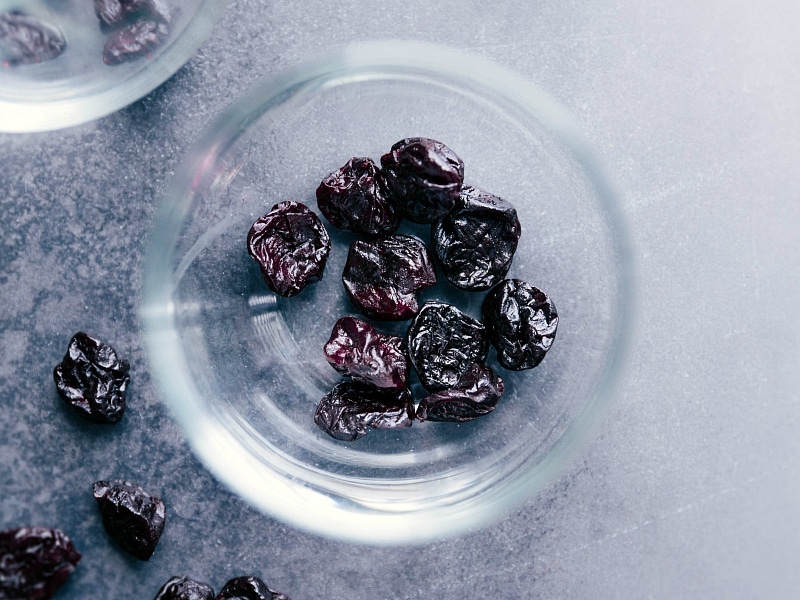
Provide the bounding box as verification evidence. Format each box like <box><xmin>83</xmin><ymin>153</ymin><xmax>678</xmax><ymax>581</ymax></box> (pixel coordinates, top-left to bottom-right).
<box><xmin>142</xmin><ymin>41</ymin><xmax>632</xmax><ymax>545</ymax></box>
<box><xmin>0</xmin><ymin>0</ymin><xmax>226</xmax><ymax>132</ymax></box>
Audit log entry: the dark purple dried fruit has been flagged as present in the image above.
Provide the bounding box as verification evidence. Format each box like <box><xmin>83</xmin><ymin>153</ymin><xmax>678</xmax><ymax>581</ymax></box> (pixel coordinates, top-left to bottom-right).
<box><xmin>216</xmin><ymin>576</ymin><xmax>290</xmax><ymax>600</ymax></box>
<box><xmin>0</xmin><ymin>12</ymin><xmax>66</xmax><ymax>67</ymax></box>
<box><xmin>316</xmin><ymin>157</ymin><xmax>400</xmax><ymax>236</ymax></box>
<box><xmin>247</xmin><ymin>201</ymin><xmax>331</xmax><ymax>297</ymax></box>
<box><xmin>314</xmin><ymin>380</ymin><xmax>414</xmax><ymax>441</ymax></box>
<box><xmin>102</xmin><ymin>18</ymin><xmax>169</xmax><ymax>65</ymax></box>
<box><xmin>94</xmin><ymin>0</ymin><xmax>129</xmax><ymax>27</ymax></box>
<box><xmin>324</xmin><ymin>316</ymin><xmax>408</xmax><ymax>390</ymax></box>
<box><xmin>407</xmin><ymin>301</ymin><xmax>489</xmax><ymax>392</ymax></box>
<box><xmin>93</xmin><ymin>479</ymin><xmax>166</xmax><ymax>560</ymax></box>
<box><xmin>53</xmin><ymin>332</ymin><xmax>130</xmax><ymax>424</ymax></box>
<box><xmin>94</xmin><ymin>0</ymin><xmax>171</xmax><ymax>29</ymax></box>
<box><xmin>416</xmin><ymin>363</ymin><xmax>504</xmax><ymax>422</ymax></box>
<box><xmin>0</xmin><ymin>527</ymin><xmax>81</xmax><ymax>600</ymax></box>
<box><xmin>482</xmin><ymin>279</ymin><xmax>558</xmax><ymax>370</ymax></box>
<box><xmin>433</xmin><ymin>185</ymin><xmax>521</xmax><ymax>290</ymax></box>
<box><xmin>154</xmin><ymin>576</ymin><xmax>215</xmax><ymax>600</ymax></box>
<box><xmin>380</xmin><ymin>137</ymin><xmax>464</xmax><ymax>224</ymax></box>
<box><xmin>342</xmin><ymin>234</ymin><xmax>436</xmax><ymax>320</ymax></box>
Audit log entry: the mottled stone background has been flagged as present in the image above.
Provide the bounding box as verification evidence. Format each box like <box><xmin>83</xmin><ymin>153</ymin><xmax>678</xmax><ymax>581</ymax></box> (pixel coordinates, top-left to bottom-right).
<box><xmin>2</xmin><ymin>1</ymin><xmax>799</xmax><ymax>598</ymax></box>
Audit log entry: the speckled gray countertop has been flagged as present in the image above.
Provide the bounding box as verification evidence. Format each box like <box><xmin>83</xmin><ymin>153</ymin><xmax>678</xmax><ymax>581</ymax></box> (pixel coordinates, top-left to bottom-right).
<box><xmin>2</xmin><ymin>1</ymin><xmax>800</xmax><ymax>598</ymax></box>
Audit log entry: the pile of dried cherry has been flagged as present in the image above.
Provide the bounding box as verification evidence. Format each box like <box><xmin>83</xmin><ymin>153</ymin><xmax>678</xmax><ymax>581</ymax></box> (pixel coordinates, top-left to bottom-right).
<box><xmin>247</xmin><ymin>137</ymin><xmax>559</xmax><ymax>442</ymax></box>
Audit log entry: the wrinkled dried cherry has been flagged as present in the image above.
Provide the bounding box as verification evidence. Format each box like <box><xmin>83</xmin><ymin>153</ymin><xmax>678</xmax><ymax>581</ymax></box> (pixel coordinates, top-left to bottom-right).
<box><xmin>380</xmin><ymin>137</ymin><xmax>464</xmax><ymax>224</ymax></box>
<box><xmin>247</xmin><ymin>200</ymin><xmax>331</xmax><ymax>297</ymax></box>
<box><xmin>433</xmin><ymin>185</ymin><xmax>521</xmax><ymax>290</ymax></box>
<box><xmin>314</xmin><ymin>380</ymin><xmax>414</xmax><ymax>441</ymax></box>
<box><xmin>53</xmin><ymin>332</ymin><xmax>130</xmax><ymax>424</ymax></box>
<box><xmin>316</xmin><ymin>157</ymin><xmax>400</xmax><ymax>236</ymax></box>
<box><xmin>0</xmin><ymin>526</ymin><xmax>81</xmax><ymax>600</ymax></box>
<box><xmin>416</xmin><ymin>363</ymin><xmax>504</xmax><ymax>422</ymax></box>
<box><xmin>342</xmin><ymin>234</ymin><xmax>436</xmax><ymax>320</ymax></box>
<box><xmin>94</xmin><ymin>0</ymin><xmax>171</xmax><ymax>29</ymax></box>
<box><xmin>154</xmin><ymin>576</ymin><xmax>215</xmax><ymax>600</ymax></box>
<box><xmin>216</xmin><ymin>575</ymin><xmax>290</xmax><ymax>600</ymax></box>
<box><xmin>407</xmin><ymin>301</ymin><xmax>489</xmax><ymax>392</ymax></box>
<box><xmin>0</xmin><ymin>11</ymin><xmax>66</xmax><ymax>67</ymax></box>
<box><xmin>324</xmin><ymin>316</ymin><xmax>408</xmax><ymax>390</ymax></box>
<box><xmin>482</xmin><ymin>279</ymin><xmax>558</xmax><ymax>370</ymax></box>
<box><xmin>102</xmin><ymin>18</ymin><xmax>169</xmax><ymax>65</ymax></box>
<box><xmin>93</xmin><ymin>479</ymin><xmax>166</xmax><ymax>560</ymax></box>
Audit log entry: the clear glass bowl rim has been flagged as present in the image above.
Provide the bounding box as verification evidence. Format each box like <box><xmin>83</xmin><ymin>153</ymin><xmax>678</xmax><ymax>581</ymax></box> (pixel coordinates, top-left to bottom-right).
<box><xmin>141</xmin><ymin>40</ymin><xmax>634</xmax><ymax>545</ymax></box>
<box><xmin>0</xmin><ymin>0</ymin><xmax>228</xmax><ymax>133</ymax></box>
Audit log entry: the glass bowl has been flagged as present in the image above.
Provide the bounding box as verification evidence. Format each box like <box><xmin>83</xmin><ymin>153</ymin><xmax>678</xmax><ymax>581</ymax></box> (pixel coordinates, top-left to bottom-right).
<box><xmin>0</xmin><ymin>0</ymin><xmax>226</xmax><ymax>132</ymax></box>
<box><xmin>142</xmin><ymin>41</ymin><xmax>632</xmax><ymax>545</ymax></box>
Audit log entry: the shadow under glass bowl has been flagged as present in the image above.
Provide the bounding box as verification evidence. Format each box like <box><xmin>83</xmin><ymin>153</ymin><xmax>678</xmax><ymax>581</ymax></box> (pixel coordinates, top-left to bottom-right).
<box><xmin>142</xmin><ymin>40</ymin><xmax>633</xmax><ymax>545</ymax></box>
<box><xmin>0</xmin><ymin>0</ymin><xmax>226</xmax><ymax>132</ymax></box>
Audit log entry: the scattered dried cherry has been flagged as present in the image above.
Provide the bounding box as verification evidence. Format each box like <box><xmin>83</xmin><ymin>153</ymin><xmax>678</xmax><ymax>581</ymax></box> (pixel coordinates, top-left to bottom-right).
<box><xmin>433</xmin><ymin>185</ymin><xmax>521</xmax><ymax>290</ymax></box>
<box><xmin>482</xmin><ymin>279</ymin><xmax>558</xmax><ymax>370</ymax></box>
<box><xmin>416</xmin><ymin>363</ymin><xmax>504</xmax><ymax>422</ymax></box>
<box><xmin>380</xmin><ymin>137</ymin><xmax>464</xmax><ymax>223</ymax></box>
<box><xmin>407</xmin><ymin>301</ymin><xmax>489</xmax><ymax>392</ymax></box>
<box><xmin>247</xmin><ymin>201</ymin><xmax>331</xmax><ymax>297</ymax></box>
<box><xmin>154</xmin><ymin>576</ymin><xmax>215</xmax><ymax>600</ymax></box>
<box><xmin>0</xmin><ymin>527</ymin><xmax>81</xmax><ymax>600</ymax></box>
<box><xmin>314</xmin><ymin>380</ymin><xmax>414</xmax><ymax>441</ymax></box>
<box><xmin>92</xmin><ymin>479</ymin><xmax>166</xmax><ymax>560</ymax></box>
<box><xmin>53</xmin><ymin>332</ymin><xmax>130</xmax><ymax>424</ymax></box>
<box><xmin>316</xmin><ymin>157</ymin><xmax>400</xmax><ymax>236</ymax></box>
<box><xmin>342</xmin><ymin>234</ymin><xmax>436</xmax><ymax>320</ymax></box>
<box><xmin>216</xmin><ymin>576</ymin><xmax>290</xmax><ymax>600</ymax></box>
<box><xmin>102</xmin><ymin>18</ymin><xmax>169</xmax><ymax>65</ymax></box>
<box><xmin>323</xmin><ymin>316</ymin><xmax>408</xmax><ymax>390</ymax></box>
<box><xmin>0</xmin><ymin>12</ymin><xmax>66</xmax><ymax>67</ymax></box>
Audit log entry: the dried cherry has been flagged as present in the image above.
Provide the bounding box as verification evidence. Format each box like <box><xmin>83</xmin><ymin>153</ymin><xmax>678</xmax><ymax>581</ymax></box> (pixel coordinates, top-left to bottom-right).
<box><xmin>94</xmin><ymin>0</ymin><xmax>171</xmax><ymax>29</ymax></box>
<box><xmin>53</xmin><ymin>332</ymin><xmax>130</xmax><ymax>424</ymax></box>
<box><xmin>380</xmin><ymin>137</ymin><xmax>464</xmax><ymax>223</ymax></box>
<box><xmin>0</xmin><ymin>527</ymin><xmax>81</xmax><ymax>600</ymax></box>
<box><xmin>433</xmin><ymin>185</ymin><xmax>521</xmax><ymax>290</ymax></box>
<box><xmin>482</xmin><ymin>279</ymin><xmax>558</xmax><ymax>370</ymax></box>
<box><xmin>406</xmin><ymin>301</ymin><xmax>489</xmax><ymax>392</ymax></box>
<box><xmin>93</xmin><ymin>479</ymin><xmax>166</xmax><ymax>560</ymax></box>
<box><xmin>154</xmin><ymin>576</ymin><xmax>215</xmax><ymax>600</ymax></box>
<box><xmin>316</xmin><ymin>157</ymin><xmax>400</xmax><ymax>236</ymax></box>
<box><xmin>216</xmin><ymin>576</ymin><xmax>290</xmax><ymax>600</ymax></box>
<box><xmin>416</xmin><ymin>363</ymin><xmax>504</xmax><ymax>422</ymax></box>
<box><xmin>0</xmin><ymin>12</ymin><xmax>66</xmax><ymax>67</ymax></box>
<box><xmin>323</xmin><ymin>316</ymin><xmax>408</xmax><ymax>390</ymax></box>
<box><xmin>247</xmin><ymin>201</ymin><xmax>331</xmax><ymax>297</ymax></box>
<box><xmin>314</xmin><ymin>380</ymin><xmax>414</xmax><ymax>441</ymax></box>
<box><xmin>342</xmin><ymin>234</ymin><xmax>436</xmax><ymax>320</ymax></box>
<box><xmin>102</xmin><ymin>18</ymin><xmax>169</xmax><ymax>65</ymax></box>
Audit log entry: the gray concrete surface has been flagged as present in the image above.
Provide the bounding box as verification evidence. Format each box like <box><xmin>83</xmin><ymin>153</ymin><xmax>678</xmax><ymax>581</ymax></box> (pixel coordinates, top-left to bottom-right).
<box><xmin>2</xmin><ymin>1</ymin><xmax>799</xmax><ymax>598</ymax></box>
